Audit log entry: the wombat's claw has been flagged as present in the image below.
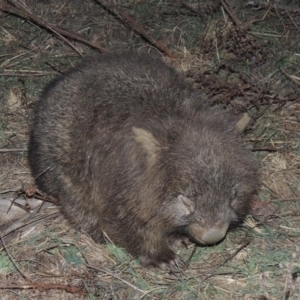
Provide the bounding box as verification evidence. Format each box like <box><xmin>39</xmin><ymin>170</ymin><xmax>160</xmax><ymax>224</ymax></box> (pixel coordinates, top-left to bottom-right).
<box><xmin>158</xmin><ymin>259</ymin><xmax>176</xmax><ymax>271</ymax></box>
<box><xmin>180</xmin><ymin>236</ymin><xmax>193</xmax><ymax>249</ymax></box>
<box><xmin>140</xmin><ymin>252</ymin><xmax>183</xmax><ymax>271</ymax></box>
<box><xmin>158</xmin><ymin>255</ymin><xmax>185</xmax><ymax>272</ymax></box>
<box><xmin>169</xmin><ymin>234</ymin><xmax>193</xmax><ymax>249</ymax></box>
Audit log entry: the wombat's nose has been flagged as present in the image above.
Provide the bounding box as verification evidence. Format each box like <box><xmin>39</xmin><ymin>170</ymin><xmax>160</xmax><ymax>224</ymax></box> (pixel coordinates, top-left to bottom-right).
<box><xmin>188</xmin><ymin>223</ymin><xmax>229</xmax><ymax>245</ymax></box>
<box><xmin>200</xmin><ymin>227</ymin><xmax>228</xmax><ymax>244</ymax></box>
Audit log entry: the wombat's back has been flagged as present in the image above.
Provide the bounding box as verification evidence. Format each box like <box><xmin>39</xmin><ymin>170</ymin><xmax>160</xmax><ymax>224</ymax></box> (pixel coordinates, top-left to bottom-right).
<box><xmin>29</xmin><ymin>52</ymin><xmax>205</xmax><ymax>196</ymax></box>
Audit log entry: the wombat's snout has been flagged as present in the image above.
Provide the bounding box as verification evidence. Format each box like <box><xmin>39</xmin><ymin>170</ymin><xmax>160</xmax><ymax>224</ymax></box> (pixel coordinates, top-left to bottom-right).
<box><xmin>188</xmin><ymin>222</ymin><xmax>229</xmax><ymax>245</ymax></box>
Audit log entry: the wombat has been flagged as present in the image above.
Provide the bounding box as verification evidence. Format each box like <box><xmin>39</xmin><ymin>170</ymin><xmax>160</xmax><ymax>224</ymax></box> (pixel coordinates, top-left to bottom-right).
<box><xmin>28</xmin><ymin>51</ymin><xmax>259</xmax><ymax>269</ymax></box>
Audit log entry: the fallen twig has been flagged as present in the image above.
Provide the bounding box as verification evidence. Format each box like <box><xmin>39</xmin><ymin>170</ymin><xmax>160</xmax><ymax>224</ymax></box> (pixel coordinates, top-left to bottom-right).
<box><xmin>246</xmin><ymin>1</ymin><xmax>300</xmax><ymax>14</ymax></box>
<box><xmin>1</xmin><ymin>210</ymin><xmax>60</xmax><ymax>239</ymax></box>
<box><xmin>251</xmin><ymin>147</ymin><xmax>278</xmax><ymax>152</ymax></box>
<box><xmin>0</xmin><ymin>148</ymin><xmax>27</xmax><ymax>152</ymax></box>
<box><xmin>94</xmin><ymin>0</ymin><xmax>177</xmax><ymax>60</ymax></box>
<box><xmin>0</xmin><ymin>2</ymin><xmax>109</xmax><ymax>54</ymax></box>
<box><xmin>220</xmin><ymin>0</ymin><xmax>241</xmax><ymax>26</ymax></box>
<box><xmin>86</xmin><ymin>264</ymin><xmax>146</xmax><ymax>295</ymax></box>
<box><xmin>202</xmin><ymin>239</ymin><xmax>251</xmax><ymax>281</ymax></box>
<box><xmin>0</xmin><ymin>283</ymin><xmax>87</xmax><ymax>294</ymax></box>
<box><xmin>0</xmin><ymin>234</ymin><xmax>30</xmax><ymax>281</ymax></box>
<box><xmin>0</xmin><ymin>71</ymin><xmax>57</xmax><ymax>77</ymax></box>
<box><xmin>280</xmin><ymin>68</ymin><xmax>300</xmax><ymax>87</ymax></box>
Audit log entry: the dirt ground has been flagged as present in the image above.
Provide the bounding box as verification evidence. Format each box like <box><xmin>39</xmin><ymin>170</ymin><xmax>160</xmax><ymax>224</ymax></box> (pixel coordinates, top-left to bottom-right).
<box><xmin>0</xmin><ymin>0</ymin><xmax>300</xmax><ymax>299</ymax></box>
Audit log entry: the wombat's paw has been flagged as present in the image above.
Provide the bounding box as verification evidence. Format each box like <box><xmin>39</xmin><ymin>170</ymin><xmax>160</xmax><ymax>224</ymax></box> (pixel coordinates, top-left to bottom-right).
<box><xmin>169</xmin><ymin>234</ymin><xmax>193</xmax><ymax>248</ymax></box>
<box><xmin>140</xmin><ymin>251</ymin><xmax>183</xmax><ymax>271</ymax></box>
<box><xmin>158</xmin><ymin>255</ymin><xmax>185</xmax><ymax>271</ymax></box>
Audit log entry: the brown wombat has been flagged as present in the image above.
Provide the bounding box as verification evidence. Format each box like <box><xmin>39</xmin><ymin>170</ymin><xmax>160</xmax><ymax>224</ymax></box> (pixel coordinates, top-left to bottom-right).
<box><xmin>28</xmin><ymin>51</ymin><xmax>259</xmax><ymax>269</ymax></box>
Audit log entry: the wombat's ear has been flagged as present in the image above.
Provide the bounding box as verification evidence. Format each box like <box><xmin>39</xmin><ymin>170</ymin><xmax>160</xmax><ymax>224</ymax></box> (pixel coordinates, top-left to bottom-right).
<box><xmin>176</xmin><ymin>195</ymin><xmax>195</xmax><ymax>216</ymax></box>
<box><xmin>235</xmin><ymin>113</ymin><xmax>251</xmax><ymax>132</ymax></box>
<box><xmin>132</xmin><ymin>127</ymin><xmax>161</xmax><ymax>165</ymax></box>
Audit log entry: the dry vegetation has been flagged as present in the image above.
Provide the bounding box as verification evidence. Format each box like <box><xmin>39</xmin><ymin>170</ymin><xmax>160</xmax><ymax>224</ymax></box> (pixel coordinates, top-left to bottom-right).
<box><xmin>0</xmin><ymin>0</ymin><xmax>300</xmax><ymax>299</ymax></box>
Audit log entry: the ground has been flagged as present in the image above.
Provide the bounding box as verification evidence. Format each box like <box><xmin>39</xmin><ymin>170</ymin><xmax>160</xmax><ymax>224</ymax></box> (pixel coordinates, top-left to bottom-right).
<box><xmin>0</xmin><ymin>0</ymin><xmax>300</xmax><ymax>299</ymax></box>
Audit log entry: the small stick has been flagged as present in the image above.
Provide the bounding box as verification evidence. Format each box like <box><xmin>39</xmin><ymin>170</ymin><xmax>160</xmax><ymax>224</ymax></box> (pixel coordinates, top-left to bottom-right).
<box><xmin>0</xmin><ymin>148</ymin><xmax>27</xmax><ymax>152</ymax></box>
<box><xmin>0</xmin><ymin>189</ymin><xmax>19</xmax><ymax>194</ymax></box>
<box><xmin>220</xmin><ymin>0</ymin><xmax>241</xmax><ymax>26</ymax></box>
<box><xmin>280</xmin><ymin>68</ymin><xmax>300</xmax><ymax>87</ymax></box>
<box><xmin>271</xmin><ymin>197</ymin><xmax>300</xmax><ymax>202</ymax></box>
<box><xmin>202</xmin><ymin>239</ymin><xmax>251</xmax><ymax>281</ymax></box>
<box><xmin>0</xmin><ymin>283</ymin><xmax>87</xmax><ymax>294</ymax></box>
<box><xmin>184</xmin><ymin>245</ymin><xmax>197</xmax><ymax>268</ymax></box>
<box><xmin>94</xmin><ymin>0</ymin><xmax>177</xmax><ymax>60</ymax></box>
<box><xmin>0</xmin><ymin>234</ymin><xmax>30</xmax><ymax>282</ymax></box>
<box><xmin>0</xmin><ymin>71</ymin><xmax>57</xmax><ymax>77</ymax></box>
<box><xmin>0</xmin><ymin>2</ymin><xmax>109</xmax><ymax>53</ymax></box>
<box><xmin>34</xmin><ymin>167</ymin><xmax>51</xmax><ymax>181</ymax></box>
<box><xmin>251</xmin><ymin>147</ymin><xmax>278</xmax><ymax>152</ymax></box>
<box><xmin>2</xmin><ymin>211</ymin><xmax>60</xmax><ymax>238</ymax></box>
<box><xmin>86</xmin><ymin>264</ymin><xmax>146</xmax><ymax>294</ymax></box>
<box><xmin>246</xmin><ymin>1</ymin><xmax>300</xmax><ymax>13</ymax></box>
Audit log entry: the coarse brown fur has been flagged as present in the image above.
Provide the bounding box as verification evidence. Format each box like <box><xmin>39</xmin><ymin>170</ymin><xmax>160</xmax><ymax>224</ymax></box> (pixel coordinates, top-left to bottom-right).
<box><xmin>28</xmin><ymin>51</ymin><xmax>259</xmax><ymax>269</ymax></box>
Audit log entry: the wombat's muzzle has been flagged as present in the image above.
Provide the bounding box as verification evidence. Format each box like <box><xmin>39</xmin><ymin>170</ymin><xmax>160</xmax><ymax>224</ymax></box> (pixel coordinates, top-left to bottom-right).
<box><xmin>188</xmin><ymin>222</ymin><xmax>229</xmax><ymax>245</ymax></box>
